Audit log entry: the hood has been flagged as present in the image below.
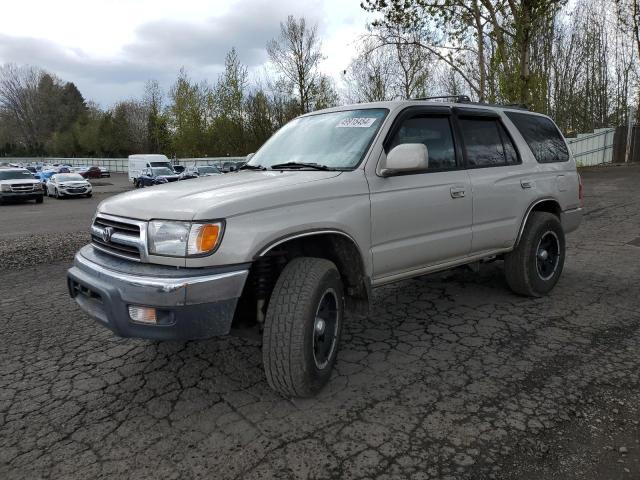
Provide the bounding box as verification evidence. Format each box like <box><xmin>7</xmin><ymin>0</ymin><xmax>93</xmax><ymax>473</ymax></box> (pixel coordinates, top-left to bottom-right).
<box><xmin>99</xmin><ymin>170</ymin><xmax>342</xmax><ymax>221</ymax></box>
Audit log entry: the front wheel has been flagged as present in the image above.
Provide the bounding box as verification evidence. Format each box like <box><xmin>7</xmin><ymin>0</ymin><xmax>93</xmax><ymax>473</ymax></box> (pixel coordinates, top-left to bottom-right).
<box><xmin>504</xmin><ymin>212</ymin><xmax>565</xmax><ymax>297</ymax></box>
<box><xmin>263</xmin><ymin>257</ymin><xmax>344</xmax><ymax>397</ymax></box>
<box><xmin>86</xmin><ymin>193</ymin><xmax>92</xmax><ymax>198</ymax></box>
<box><xmin>55</xmin><ymin>189</ymin><xmax>61</xmax><ymax>199</ymax></box>
<box><xmin>35</xmin><ymin>195</ymin><xmax>43</xmax><ymax>204</ymax></box>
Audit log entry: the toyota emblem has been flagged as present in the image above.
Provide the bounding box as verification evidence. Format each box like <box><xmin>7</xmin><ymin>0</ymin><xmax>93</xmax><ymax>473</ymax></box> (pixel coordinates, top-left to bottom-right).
<box><xmin>101</xmin><ymin>226</ymin><xmax>114</xmax><ymax>243</ymax></box>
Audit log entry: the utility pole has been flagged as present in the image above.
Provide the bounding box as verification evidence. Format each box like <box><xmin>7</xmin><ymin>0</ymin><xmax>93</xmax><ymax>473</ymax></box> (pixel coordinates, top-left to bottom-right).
<box><xmin>625</xmin><ymin>107</ymin><xmax>636</xmax><ymax>164</ymax></box>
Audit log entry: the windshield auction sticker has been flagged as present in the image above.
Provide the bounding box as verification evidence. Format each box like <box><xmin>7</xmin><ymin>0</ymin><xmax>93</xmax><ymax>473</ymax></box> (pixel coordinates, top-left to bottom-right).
<box><xmin>336</xmin><ymin>117</ymin><xmax>377</xmax><ymax>128</ymax></box>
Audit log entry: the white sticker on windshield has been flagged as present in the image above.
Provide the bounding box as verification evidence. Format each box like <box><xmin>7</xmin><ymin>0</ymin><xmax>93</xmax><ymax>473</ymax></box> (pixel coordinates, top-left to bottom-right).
<box><xmin>336</xmin><ymin>117</ymin><xmax>377</xmax><ymax>128</ymax></box>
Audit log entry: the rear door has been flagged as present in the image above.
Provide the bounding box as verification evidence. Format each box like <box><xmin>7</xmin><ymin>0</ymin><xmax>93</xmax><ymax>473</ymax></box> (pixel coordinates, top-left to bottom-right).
<box><xmin>368</xmin><ymin>106</ymin><xmax>473</xmax><ymax>280</ymax></box>
<box><xmin>454</xmin><ymin>108</ymin><xmax>536</xmax><ymax>253</ymax></box>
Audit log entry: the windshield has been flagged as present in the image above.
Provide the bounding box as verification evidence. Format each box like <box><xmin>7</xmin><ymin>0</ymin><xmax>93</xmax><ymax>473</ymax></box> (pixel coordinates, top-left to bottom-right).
<box><xmin>56</xmin><ymin>174</ymin><xmax>84</xmax><ymax>182</ymax></box>
<box><xmin>198</xmin><ymin>166</ymin><xmax>220</xmax><ymax>174</ymax></box>
<box><xmin>0</xmin><ymin>170</ymin><xmax>34</xmax><ymax>180</ymax></box>
<box><xmin>150</xmin><ymin>162</ymin><xmax>171</xmax><ymax>168</ymax></box>
<box><xmin>248</xmin><ymin>108</ymin><xmax>388</xmax><ymax>169</ymax></box>
<box><xmin>152</xmin><ymin>167</ymin><xmax>174</xmax><ymax>176</ymax></box>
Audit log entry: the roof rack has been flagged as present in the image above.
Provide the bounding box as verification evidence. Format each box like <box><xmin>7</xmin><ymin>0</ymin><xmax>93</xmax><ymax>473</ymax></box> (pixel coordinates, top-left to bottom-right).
<box><xmin>414</xmin><ymin>95</ymin><xmax>471</xmax><ymax>103</ymax></box>
<box><xmin>412</xmin><ymin>96</ymin><xmax>530</xmax><ymax>111</ymax></box>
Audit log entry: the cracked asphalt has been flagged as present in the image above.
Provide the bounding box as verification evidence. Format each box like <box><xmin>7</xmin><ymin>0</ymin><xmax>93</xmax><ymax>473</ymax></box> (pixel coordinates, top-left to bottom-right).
<box><xmin>1</xmin><ymin>166</ymin><xmax>639</xmax><ymax>479</ymax></box>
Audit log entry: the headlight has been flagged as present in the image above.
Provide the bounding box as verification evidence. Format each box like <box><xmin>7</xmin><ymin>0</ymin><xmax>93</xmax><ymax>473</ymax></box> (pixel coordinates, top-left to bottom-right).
<box><xmin>148</xmin><ymin>221</ymin><xmax>223</xmax><ymax>257</ymax></box>
<box><xmin>1</xmin><ymin>184</ymin><xmax>10</xmax><ymax>192</ymax></box>
<box><xmin>34</xmin><ymin>183</ymin><xmax>42</xmax><ymax>190</ymax></box>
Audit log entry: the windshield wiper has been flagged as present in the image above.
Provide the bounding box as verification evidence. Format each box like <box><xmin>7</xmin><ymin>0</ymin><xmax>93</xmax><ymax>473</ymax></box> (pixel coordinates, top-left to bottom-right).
<box><xmin>270</xmin><ymin>162</ymin><xmax>335</xmax><ymax>171</ymax></box>
<box><xmin>239</xmin><ymin>164</ymin><xmax>267</xmax><ymax>171</ymax></box>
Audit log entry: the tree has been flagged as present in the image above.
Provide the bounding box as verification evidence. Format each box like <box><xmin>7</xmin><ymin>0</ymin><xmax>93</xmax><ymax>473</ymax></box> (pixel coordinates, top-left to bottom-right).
<box><xmin>144</xmin><ymin>80</ymin><xmax>170</xmax><ymax>154</ymax></box>
<box><xmin>167</xmin><ymin>68</ymin><xmax>207</xmax><ymax>157</ymax></box>
<box><xmin>267</xmin><ymin>16</ymin><xmax>324</xmax><ymax>114</ymax></box>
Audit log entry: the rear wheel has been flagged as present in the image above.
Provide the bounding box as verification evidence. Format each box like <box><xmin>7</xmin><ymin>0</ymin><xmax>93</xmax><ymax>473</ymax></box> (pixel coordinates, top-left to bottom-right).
<box><xmin>504</xmin><ymin>212</ymin><xmax>565</xmax><ymax>297</ymax></box>
<box><xmin>263</xmin><ymin>257</ymin><xmax>344</xmax><ymax>397</ymax></box>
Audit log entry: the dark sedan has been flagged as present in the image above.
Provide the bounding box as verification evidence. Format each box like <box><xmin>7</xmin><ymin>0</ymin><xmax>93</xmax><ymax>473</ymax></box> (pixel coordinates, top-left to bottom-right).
<box><xmin>81</xmin><ymin>166</ymin><xmax>102</xmax><ymax>179</ymax></box>
<box><xmin>134</xmin><ymin>167</ymin><xmax>180</xmax><ymax>188</ymax></box>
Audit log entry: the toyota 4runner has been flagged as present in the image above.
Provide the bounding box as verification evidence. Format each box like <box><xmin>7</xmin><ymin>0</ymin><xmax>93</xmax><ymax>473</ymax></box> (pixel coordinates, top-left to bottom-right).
<box><xmin>67</xmin><ymin>99</ymin><xmax>583</xmax><ymax>397</ymax></box>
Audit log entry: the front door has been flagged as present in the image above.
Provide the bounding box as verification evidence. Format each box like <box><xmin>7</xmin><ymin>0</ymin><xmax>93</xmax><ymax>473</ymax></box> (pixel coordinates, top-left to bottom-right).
<box><xmin>368</xmin><ymin>109</ymin><xmax>473</xmax><ymax>281</ymax></box>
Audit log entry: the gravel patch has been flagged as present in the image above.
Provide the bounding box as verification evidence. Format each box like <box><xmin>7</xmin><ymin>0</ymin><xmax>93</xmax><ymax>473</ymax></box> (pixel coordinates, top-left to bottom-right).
<box><xmin>0</xmin><ymin>231</ymin><xmax>90</xmax><ymax>271</ymax></box>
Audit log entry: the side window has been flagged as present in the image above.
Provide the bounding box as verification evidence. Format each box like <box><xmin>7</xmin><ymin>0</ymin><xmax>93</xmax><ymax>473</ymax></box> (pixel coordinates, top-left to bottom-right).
<box><xmin>459</xmin><ymin>118</ymin><xmax>508</xmax><ymax>167</ymax></box>
<box><xmin>387</xmin><ymin>116</ymin><xmax>457</xmax><ymax>171</ymax></box>
<box><xmin>498</xmin><ymin>123</ymin><xmax>519</xmax><ymax>165</ymax></box>
<box><xmin>505</xmin><ymin>112</ymin><xmax>569</xmax><ymax>163</ymax></box>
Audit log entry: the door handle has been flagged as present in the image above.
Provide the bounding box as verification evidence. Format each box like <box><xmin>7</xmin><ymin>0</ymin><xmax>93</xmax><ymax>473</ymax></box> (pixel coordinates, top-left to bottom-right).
<box><xmin>450</xmin><ymin>186</ymin><xmax>466</xmax><ymax>198</ymax></box>
<box><xmin>520</xmin><ymin>179</ymin><xmax>533</xmax><ymax>189</ymax></box>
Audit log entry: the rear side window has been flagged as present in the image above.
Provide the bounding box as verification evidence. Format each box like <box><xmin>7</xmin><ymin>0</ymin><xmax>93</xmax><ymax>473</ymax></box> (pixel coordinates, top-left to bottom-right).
<box><xmin>506</xmin><ymin>112</ymin><xmax>569</xmax><ymax>163</ymax></box>
<box><xmin>458</xmin><ymin>118</ymin><xmax>519</xmax><ymax>167</ymax></box>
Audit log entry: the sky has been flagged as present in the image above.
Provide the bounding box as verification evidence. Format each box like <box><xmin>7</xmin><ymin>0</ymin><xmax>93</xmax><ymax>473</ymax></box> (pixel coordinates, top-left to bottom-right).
<box><xmin>0</xmin><ymin>0</ymin><xmax>375</xmax><ymax>107</ymax></box>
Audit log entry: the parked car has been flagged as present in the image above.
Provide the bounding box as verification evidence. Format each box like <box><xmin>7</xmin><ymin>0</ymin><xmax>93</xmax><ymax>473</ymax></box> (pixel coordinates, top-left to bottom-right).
<box><xmin>34</xmin><ymin>170</ymin><xmax>57</xmax><ymax>191</ymax></box>
<box><xmin>0</xmin><ymin>168</ymin><xmax>44</xmax><ymax>204</ymax></box>
<box><xmin>81</xmin><ymin>166</ymin><xmax>101</xmax><ymax>179</ymax></box>
<box><xmin>100</xmin><ymin>167</ymin><xmax>111</xmax><ymax>178</ymax></box>
<box><xmin>47</xmin><ymin>173</ymin><xmax>92</xmax><ymax>199</ymax></box>
<box><xmin>221</xmin><ymin>161</ymin><xmax>239</xmax><ymax>172</ymax></box>
<box><xmin>184</xmin><ymin>165</ymin><xmax>222</xmax><ymax>177</ymax></box>
<box><xmin>134</xmin><ymin>166</ymin><xmax>180</xmax><ymax>188</ymax></box>
<box><xmin>128</xmin><ymin>154</ymin><xmax>173</xmax><ymax>183</ymax></box>
<box><xmin>68</xmin><ymin>98</ymin><xmax>583</xmax><ymax>397</ymax></box>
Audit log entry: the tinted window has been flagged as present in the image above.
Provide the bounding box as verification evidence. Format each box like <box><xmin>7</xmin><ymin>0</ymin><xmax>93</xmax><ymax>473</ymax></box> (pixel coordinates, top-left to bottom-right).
<box><xmin>506</xmin><ymin>112</ymin><xmax>569</xmax><ymax>163</ymax></box>
<box><xmin>388</xmin><ymin>116</ymin><xmax>456</xmax><ymax>170</ymax></box>
<box><xmin>459</xmin><ymin>118</ymin><xmax>509</xmax><ymax>167</ymax></box>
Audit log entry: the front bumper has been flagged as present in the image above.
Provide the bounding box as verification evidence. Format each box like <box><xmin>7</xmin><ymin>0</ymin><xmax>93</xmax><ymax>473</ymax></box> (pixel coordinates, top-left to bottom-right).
<box><xmin>67</xmin><ymin>245</ymin><xmax>249</xmax><ymax>340</ymax></box>
<box><xmin>0</xmin><ymin>191</ymin><xmax>42</xmax><ymax>200</ymax></box>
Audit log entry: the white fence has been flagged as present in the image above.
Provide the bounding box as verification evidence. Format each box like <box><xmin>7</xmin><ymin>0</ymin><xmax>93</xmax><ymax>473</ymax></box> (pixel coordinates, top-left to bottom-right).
<box><xmin>566</xmin><ymin>128</ymin><xmax>616</xmax><ymax>167</ymax></box>
<box><xmin>0</xmin><ymin>156</ymin><xmax>247</xmax><ymax>173</ymax></box>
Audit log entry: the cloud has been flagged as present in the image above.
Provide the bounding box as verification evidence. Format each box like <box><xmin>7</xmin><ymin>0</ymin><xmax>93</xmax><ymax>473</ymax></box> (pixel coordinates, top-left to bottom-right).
<box><xmin>0</xmin><ymin>0</ymin><xmax>354</xmax><ymax>106</ymax></box>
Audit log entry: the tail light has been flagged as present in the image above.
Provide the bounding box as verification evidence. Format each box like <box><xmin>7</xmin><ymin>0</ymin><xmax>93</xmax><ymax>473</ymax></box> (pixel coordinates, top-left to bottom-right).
<box><xmin>578</xmin><ymin>174</ymin><xmax>584</xmax><ymax>207</ymax></box>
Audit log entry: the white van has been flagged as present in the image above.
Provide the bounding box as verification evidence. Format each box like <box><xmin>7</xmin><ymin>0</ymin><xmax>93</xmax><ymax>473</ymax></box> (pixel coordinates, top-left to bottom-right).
<box><xmin>128</xmin><ymin>154</ymin><xmax>173</xmax><ymax>182</ymax></box>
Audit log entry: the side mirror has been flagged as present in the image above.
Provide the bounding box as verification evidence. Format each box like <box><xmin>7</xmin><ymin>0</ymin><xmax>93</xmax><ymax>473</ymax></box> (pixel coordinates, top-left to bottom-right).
<box><xmin>380</xmin><ymin>143</ymin><xmax>429</xmax><ymax>177</ymax></box>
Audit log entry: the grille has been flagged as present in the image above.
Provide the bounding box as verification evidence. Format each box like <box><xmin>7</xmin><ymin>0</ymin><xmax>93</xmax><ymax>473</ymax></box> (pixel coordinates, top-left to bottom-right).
<box><xmin>91</xmin><ymin>215</ymin><xmax>143</xmax><ymax>261</ymax></box>
<box><xmin>66</xmin><ymin>187</ymin><xmax>87</xmax><ymax>193</ymax></box>
<box><xmin>10</xmin><ymin>183</ymin><xmax>35</xmax><ymax>192</ymax></box>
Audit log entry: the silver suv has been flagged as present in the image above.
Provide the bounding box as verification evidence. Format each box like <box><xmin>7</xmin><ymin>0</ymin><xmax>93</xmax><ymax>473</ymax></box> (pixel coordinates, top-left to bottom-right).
<box><xmin>67</xmin><ymin>99</ymin><xmax>583</xmax><ymax>397</ymax></box>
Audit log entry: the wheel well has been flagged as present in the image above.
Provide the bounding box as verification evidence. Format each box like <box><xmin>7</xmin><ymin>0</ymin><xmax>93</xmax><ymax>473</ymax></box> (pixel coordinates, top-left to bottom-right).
<box><xmin>232</xmin><ymin>233</ymin><xmax>370</xmax><ymax>330</ymax></box>
<box><xmin>516</xmin><ymin>199</ymin><xmax>561</xmax><ymax>246</ymax></box>
<box><xmin>530</xmin><ymin>199</ymin><xmax>561</xmax><ymax>218</ymax></box>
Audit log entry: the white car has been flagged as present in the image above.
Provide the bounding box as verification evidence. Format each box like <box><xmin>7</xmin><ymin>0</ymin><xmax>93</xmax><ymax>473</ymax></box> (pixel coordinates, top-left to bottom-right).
<box><xmin>184</xmin><ymin>165</ymin><xmax>222</xmax><ymax>177</ymax></box>
<box><xmin>47</xmin><ymin>173</ymin><xmax>93</xmax><ymax>199</ymax></box>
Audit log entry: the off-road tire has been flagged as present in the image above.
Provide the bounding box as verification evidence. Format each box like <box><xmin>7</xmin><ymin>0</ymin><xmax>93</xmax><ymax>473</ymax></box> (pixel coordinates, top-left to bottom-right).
<box><xmin>504</xmin><ymin>212</ymin><xmax>565</xmax><ymax>297</ymax></box>
<box><xmin>263</xmin><ymin>257</ymin><xmax>344</xmax><ymax>397</ymax></box>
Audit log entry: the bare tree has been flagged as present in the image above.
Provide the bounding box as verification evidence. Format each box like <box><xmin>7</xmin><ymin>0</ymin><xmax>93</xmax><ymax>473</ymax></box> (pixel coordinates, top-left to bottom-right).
<box><xmin>267</xmin><ymin>16</ymin><xmax>323</xmax><ymax>114</ymax></box>
<box><xmin>0</xmin><ymin>64</ymin><xmax>42</xmax><ymax>148</ymax></box>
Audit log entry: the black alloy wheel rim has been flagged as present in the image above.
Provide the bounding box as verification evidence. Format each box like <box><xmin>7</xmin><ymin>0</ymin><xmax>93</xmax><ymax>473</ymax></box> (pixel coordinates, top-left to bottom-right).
<box><xmin>312</xmin><ymin>289</ymin><xmax>339</xmax><ymax>370</ymax></box>
<box><xmin>536</xmin><ymin>231</ymin><xmax>560</xmax><ymax>280</ymax></box>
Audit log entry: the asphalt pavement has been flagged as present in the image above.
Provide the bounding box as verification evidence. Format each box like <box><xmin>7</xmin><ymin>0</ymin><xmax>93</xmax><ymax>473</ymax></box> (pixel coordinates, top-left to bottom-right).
<box><xmin>1</xmin><ymin>165</ymin><xmax>639</xmax><ymax>479</ymax></box>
